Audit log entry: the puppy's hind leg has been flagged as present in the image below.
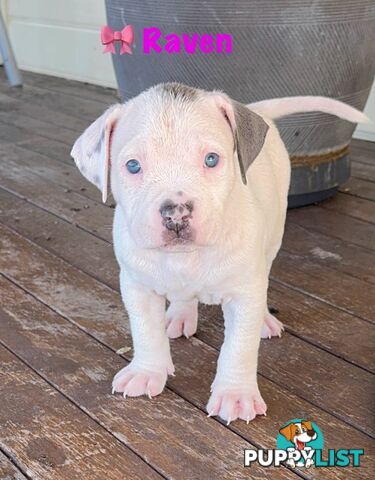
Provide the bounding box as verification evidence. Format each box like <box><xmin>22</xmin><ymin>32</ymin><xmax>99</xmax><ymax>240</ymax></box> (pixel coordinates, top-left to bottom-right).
<box><xmin>165</xmin><ymin>299</ymin><xmax>198</xmax><ymax>339</ymax></box>
<box><xmin>261</xmin><ymin>249</ymin><xmax>284</xmax><ymax>339</ymax></box>
<box><xmin>261</xmin><ymin>308</ymin><xmax>284</xmax><ymax>339</ymax></box>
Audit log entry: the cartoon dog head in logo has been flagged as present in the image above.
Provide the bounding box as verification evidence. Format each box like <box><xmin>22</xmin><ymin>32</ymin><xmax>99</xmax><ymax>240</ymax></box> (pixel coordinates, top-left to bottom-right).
<box><xmin>279</xmin><ymin>420</ymin><xmax>317</xmax><ymax>451</ymax></box>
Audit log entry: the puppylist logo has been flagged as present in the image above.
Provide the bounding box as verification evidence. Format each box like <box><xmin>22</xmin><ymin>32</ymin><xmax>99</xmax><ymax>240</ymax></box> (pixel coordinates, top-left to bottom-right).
<box><xmin>100</xmin><ymin>24</ymin><xmax>232</xmax><ymax>56</ymax></box>
<box><xmin>244</xmin><ymin>419</ymin><xmax>364</xmax><ymax>469</ymax></box>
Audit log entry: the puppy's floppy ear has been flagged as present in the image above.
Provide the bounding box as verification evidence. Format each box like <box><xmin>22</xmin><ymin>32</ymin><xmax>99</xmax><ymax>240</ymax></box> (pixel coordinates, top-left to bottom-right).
<box><xmin>71</xmin><ymin>104</ymin><xmax>122</xmax><ymax>203</ymax></box>
<box><xmin>279</xmin><ymin>423</ymin><xmax>295</xmax><ymax>441</ymax></box>
<box><xmin>212</xmin><ymin>94</ymin><xmax>269</xmax><ymax>184</ymax></box>
<box><xmin>302</xmin><ymin>420</ymin><xmax>314</xmax><ymax>431</ymax></box>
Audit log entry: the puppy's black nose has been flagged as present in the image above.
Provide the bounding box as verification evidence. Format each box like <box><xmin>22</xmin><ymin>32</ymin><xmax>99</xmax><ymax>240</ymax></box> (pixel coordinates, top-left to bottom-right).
<box><xmin>307</xmin><ymin>429</ymin><xmax>315</xmax><ymax>437</ymax></box>
<box><xmin>159</xmin><ymin>199</ymin><xmax>193</xmax><ymax>235</ymax></box>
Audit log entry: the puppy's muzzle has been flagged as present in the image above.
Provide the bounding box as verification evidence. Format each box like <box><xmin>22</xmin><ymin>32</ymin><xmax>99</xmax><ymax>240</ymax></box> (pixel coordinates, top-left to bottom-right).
<box><xmin>159</xmin><ymin>199</ymin><xmax>193</xmax><ymax>235</ymax></box>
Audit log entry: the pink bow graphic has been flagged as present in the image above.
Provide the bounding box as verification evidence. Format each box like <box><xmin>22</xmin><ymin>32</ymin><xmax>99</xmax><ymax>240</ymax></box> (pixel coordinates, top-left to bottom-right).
<box><xmin>101</xmin><ymin>25</ymin><xmax>134</xmax><ymax>55</ymax></box>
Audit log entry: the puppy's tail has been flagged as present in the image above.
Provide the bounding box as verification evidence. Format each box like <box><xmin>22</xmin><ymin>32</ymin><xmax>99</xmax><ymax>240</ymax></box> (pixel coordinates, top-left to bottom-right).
<box><xmin>248</xmin><ymin>96</ymin><xmax>370</xmax><ymax>124</ymax></box>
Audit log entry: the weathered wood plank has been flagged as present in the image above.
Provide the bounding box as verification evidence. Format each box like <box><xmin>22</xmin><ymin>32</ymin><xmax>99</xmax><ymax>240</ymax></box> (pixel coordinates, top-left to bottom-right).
<box><xmin>0</xmin><ymin>161</ymin><xmax>113</xmax><ymax>241</ymax></box>
<box><xmin>283</xmin><ymin>222</ymin><xmax>375</xmax><ymax>286</ymax></box>
<box><xmin>350</xmin><ymin>139</ymin><xmax>375</xmax><ymax>166</ymax></box>
<box><xmin>0</xmin><ymin>142</ymin><xmax>102</xmax><ymax>206</ymax></box>
<box><xmin>16</xmin><ymin>136</ymin><xmax>75</xmax><ymax>166</ymax></box>
<box><xmin>288</xmin><ymin>206</ymin><xmax>375</xmax><ymax>252</ymax></box>
<box><xmin>351</xmin><ymin>161</ymin><xmax>375</xmax><ymax>183</ymax></box>
<box><xmin>0</xmin><ymin>81</ymin><xmax>109</xmax><ymax>123</ymax></box>
<box><xmin>272</xmin><ymin>250</ymin><xmax>375</xmax><ymax>323</ymax></box>
<box><xmin>1</xmin><ymin>188</ymin><xmax>373</xmax><ymax>371</ymax></box>
<box><xmin>19</xmin><ymin>70</ymin><xmax>118</xmax><ymax>106</ymax></box>
<box><xmin>0</xmin><ymin>188</ymin><xmax>118</xmax><ymax>289</ymax></box>
<box><xmin>319</xmin><ymin>193</ymin><xmax>374</xmax><ymax>224</ymax></box>
<box><xmin>0</xmin><ymin>121</ymin><xmax>36</xmax><ymax>144</ymax></box>
<box><xmin>1</xmin><ymin>224</ymin><xmax>374</xmax><ymax>448</ymax></box>
<box><xmin>0</xmin><ymin>451</ymin><xmax>28</xmax><ymax>480</ymax></box>
<box><xmin>0</xmin><ymin>275</ymin><xmax>295</xmax><ymax>480</ymax></box>
<box><xmin>339</xmin><ymin>177</ymin><xmax>375</xmax><ymax>202</ymax></box>
<box><xmin>267</xmin><ymin>281</ymin><xmax>375</xmax><ymax>372</ymax></box>
<box><xmin>0</xmin><ymin>93</ymin><xmax>88</xmax><ymax>134</ymax></box>
<box><xmin>0</xmin><ymin>112</ymin><xmax>76</xmax><ymax>145</ymax></box>
<box><xmin>0</xmin><ymin>342</ymin><xmax>162</xmax><ymax>480</ymax></box>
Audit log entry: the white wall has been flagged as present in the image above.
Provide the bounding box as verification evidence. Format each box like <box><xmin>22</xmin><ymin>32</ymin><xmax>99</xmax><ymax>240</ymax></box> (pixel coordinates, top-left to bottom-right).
<box><xmin>1</xmin><ymin>0</ymin><xmax>116</xmax><ymax>87</ymax></box>
<box><xmin>0</xmin><ymin>0</ymin><xmax>374</xmax><ymax>140</ymax></box>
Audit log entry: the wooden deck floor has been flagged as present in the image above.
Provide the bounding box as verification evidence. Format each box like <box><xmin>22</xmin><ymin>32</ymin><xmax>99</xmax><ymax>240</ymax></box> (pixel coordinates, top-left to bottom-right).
<box><xmin>0</xmin><ymin>68</ymin><xmax>374</xmax><ymax>480</ymax></box>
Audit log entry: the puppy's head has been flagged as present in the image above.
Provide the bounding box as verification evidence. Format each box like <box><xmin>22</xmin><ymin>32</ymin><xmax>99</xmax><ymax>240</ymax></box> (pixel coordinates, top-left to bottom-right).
<box><xmin>71</xmin><ymin>83</ymin><xmax>268</xmax><ymax>250</ymax></box>
<box><xmin>279</xmin><ymin>420</ymin><xmax>317</xmax><ymax>448</ymax></box>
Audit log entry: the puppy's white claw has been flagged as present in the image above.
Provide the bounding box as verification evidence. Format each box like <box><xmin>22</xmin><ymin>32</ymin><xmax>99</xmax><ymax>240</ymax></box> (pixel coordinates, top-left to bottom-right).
<box><xmin>165</xmin><ymin>300</ymin><xmax>198</xmax><ymax>339</ymax></box>
<box><xmin>123</xmin><ymin>391</ymin><xmax>127</xmax><ymax>399</ymax></box>
<box><xmin>207</xmin><ymin>410</ymin><xmax>215</xmax><ymax>418</ymax></box>
<box><xmin>112</xmin><ymin>387</ymin><xmax>116</xmax><ymax>395</ymax></box>
<box><xmin>261</xmin><ymin>312</ymin><xmax>284</xmax><ymax>339</ymax></box>
<box><xmin>246</xmin><ymin>416</ymin><xmax>250</xmax><ymax>425</ymax></box>
<box><xmin>226</xmin><ymin>417</ymin><xmax>232</xmax><ymax>426</ymax></box>
<box><xmin>147</xmin><ymin>389</ymin><xmax>152</xmax><ymax>400</ymax></box>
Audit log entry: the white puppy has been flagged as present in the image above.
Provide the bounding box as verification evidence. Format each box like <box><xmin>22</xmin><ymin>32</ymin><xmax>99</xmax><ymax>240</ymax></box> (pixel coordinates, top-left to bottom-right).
<box><xmin>71</xmin><ymin>83</ymin><xmax>367</xmax><ymax>423</ymax></box>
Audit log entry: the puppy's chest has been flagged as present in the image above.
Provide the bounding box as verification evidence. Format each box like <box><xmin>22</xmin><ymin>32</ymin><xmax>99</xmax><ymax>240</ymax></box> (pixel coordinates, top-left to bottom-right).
<box><xmin>155</xmin><ymin>253</ymin><xmax>230</xmax><ymax>303</ymax></box>
<box><xmin>159</xmin><ymin>254</ymin><xmax>204</xmax><ymax>289</ymax></box>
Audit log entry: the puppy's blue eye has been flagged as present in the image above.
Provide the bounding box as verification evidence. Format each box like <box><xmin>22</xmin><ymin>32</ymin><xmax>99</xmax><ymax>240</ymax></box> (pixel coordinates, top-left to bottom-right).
<box><xmin>204</xmin><ymin>152</ymin><xmax>219</xmax><ymax>168</ymax></box>
<box><xmin>126</xmin><ymin>159</ymin><xmax>141</xmax><ymax>174</ymax></box>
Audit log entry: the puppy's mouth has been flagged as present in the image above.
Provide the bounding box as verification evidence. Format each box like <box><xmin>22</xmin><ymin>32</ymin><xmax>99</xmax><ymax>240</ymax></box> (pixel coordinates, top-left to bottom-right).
<box><xmin>166</xmin><ymin>237</ymin><xmax>191</xmax><ymax>245</ymax></box>
<box><xmin>296</xmin><ymin>439</ymin><xmax>305</xmax><ymax>450</ymax></box>
<box><xmin>161</xmin><ymin>237</ymin><xmax>197</xmax><ymax>253</ymax></box>
<box><xmin>161</xmin><ymin>223</ymin><xmax>196</xmax><ymax>246</ymax></box>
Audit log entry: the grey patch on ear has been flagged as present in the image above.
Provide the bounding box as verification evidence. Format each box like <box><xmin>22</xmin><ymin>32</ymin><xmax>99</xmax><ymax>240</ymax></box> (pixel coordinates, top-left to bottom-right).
<box><xmin>161</xmin><ymin>82</ymin><xmax>198</xmax><ymax>102</ymax></box>
<box><xmin>89</xmin><ymin>133</ymin><xmax>105</xmax><ymax>158</ymax></box>
<box><xmin>231</xmin><ymin>100</ymin><xmax>269</xmax><ymax>185</ymax></box>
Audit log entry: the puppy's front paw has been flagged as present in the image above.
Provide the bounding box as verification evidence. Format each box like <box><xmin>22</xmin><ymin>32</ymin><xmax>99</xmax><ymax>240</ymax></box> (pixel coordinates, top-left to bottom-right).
<box><xmin>206</xmin><ymin>385</ymin><xmax>267</xmax><ymax>424</ymax></box>
<box><xmin>112</xmin><ymin>362</ymin><xmax>172</xmax><ymax>398</ymax></box>
<box><xmin>261</xmin><ymin>311</ymin><xmax>284</xmax><ymax>339</ymax></box>
<box><xmin>165</xmin><ymin>301</ymin><xmax>198</xmax><ymax>338</ymax></box>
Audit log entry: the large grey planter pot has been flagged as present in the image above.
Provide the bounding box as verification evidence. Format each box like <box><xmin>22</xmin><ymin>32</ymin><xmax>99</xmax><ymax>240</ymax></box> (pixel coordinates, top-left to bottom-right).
<box><xmin>106</xmin><ymin>0</ymin><xmax>375</xmax><ymax>207</ymax></box>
